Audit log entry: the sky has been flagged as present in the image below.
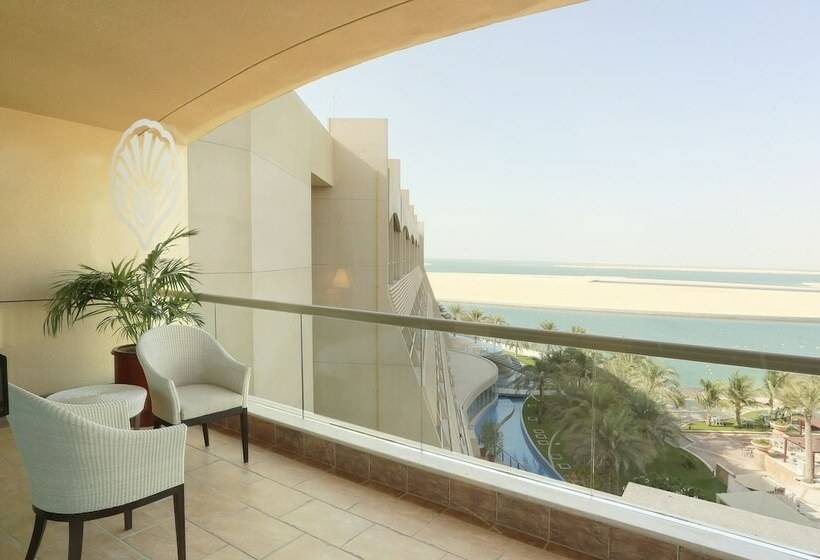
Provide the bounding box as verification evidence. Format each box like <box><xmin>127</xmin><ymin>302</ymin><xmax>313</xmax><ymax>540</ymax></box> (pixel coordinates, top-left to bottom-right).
<box><xmin>298</xmin><ymin>1</ymin><xmax>820</xmax><ymax>270</ymax></box>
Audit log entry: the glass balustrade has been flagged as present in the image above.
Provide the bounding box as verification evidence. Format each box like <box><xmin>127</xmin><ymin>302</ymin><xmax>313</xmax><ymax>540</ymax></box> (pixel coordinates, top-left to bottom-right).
<box><xmin>200</xmin><ymin>295</ymin><xmax>820</xmax><ymax>557</ymax></box>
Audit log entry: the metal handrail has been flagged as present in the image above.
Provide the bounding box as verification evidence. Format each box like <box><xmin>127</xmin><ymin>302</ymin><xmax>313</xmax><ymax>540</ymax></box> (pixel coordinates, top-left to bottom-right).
<box><xmin>196</xmin><ymin>292</ymin><xmax>820</xmax><ymax>375</ymax></box>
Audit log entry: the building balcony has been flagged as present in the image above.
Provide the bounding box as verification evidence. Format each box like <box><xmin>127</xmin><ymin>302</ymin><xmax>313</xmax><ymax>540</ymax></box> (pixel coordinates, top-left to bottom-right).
<box><xmin>0</xmin><ymin>417</ymin><xmax>577</xmax><ymax>560</ymax></box>
<box><xmin>4</xmin><ymin>292</ymin><xmax>820</xmax><ymax>559</ymax></box>
<box><xmin>14</xmin><ymin>291</ymin><xmax>819</xmax><ymax>560</ymax></box>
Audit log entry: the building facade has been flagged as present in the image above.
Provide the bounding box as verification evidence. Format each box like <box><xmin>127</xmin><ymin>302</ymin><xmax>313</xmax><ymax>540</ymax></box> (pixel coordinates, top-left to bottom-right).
<box><xmin>188</xmin><ymin>92</ymin><xmax>492</xmax><ymax>455</ymax></box>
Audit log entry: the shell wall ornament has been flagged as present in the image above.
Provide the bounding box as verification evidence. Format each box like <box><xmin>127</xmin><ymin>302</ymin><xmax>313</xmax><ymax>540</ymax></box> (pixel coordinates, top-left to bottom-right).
<box><xmin>110</xmin><ymin>119</ymin><xmax>181</xmax><ymax>249</ymax></box>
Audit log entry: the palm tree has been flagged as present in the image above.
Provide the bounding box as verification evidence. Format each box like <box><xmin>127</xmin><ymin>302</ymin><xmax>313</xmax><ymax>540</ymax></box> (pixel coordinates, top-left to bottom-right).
<box><xmin>463</xmin><ymin>308</ymin><xmax>485</xmax><ymax>322</ymax></box>
<box><xmin>516</xmin><ymin>356</ymin><xmax>554</xmax><ymax>421</ymax></box>
<box><xmin>594</xmin><ymin>407</ymin><xmax>656</xmax><ymax>492</ymax></box>
<box><xmin>509</xmin><ymin>338</ymin><xmax>531</xmax><ymax>355</ymax></box>
<box><xmin>486</xmin><ymin>314</ymin><xmax>507</xmax><ymax>325</ymax></box>
<box><xmin>558</xmin><ymin>380</ymin><xmax>654</xmax><ymax>493</ymax></box>
<box><xmin>461</xmin><ymin>308</ymin><xmax>486</xmax><ymax>342</ymax></box>
<box><xmin>608</xmin><ymin>355</ymin><xmax>684</xmax><ymax>408</ymax></box>
<box><xmin>479</xmin><ymin>420</ymin><xmax>503</xmax><ymax>461</ymax></box>
<box><xmin>484</xmin><ymin>314</ymin><xmax>508</xmax><ymax>345</ymax></box>
<box><xmin>634</xmin><ymin>360</ymin><xmax>685</xmax><ymax>408</ymax></box>
<box><xmin>725</xmin><ymin>372</ymin><xmax>756</xmax><ymax>428</ymax></box>
<box><xmin>447</xmin><ymin>303</ymin><xmax>464</xmax><ymax>320</ymax></box>
<box><xmin>607</xmin><ymin>353</ymin><xmax>643</xmax><ymax>381</ymax></box>
<box><xmin>537</xmin><ymin>319</ymin><xmax>557</xmax><ymax>354</ymax></box>
<box><xmin>764</xmin><ymin>370</ymin><xmax>789</xmax><ymax>418</ymax></box>
<box><xmin>696</xmin><ymin>379</ymin><xmax>723</xmax><ymax>425</ymax></box>
<box><xmin>628</xmin><ymin>390</ymin><xmax>680</xmax><ymax>447</ymax></box>
<box><xmin>779</xmin><ymin>375</ymin><xmax>820</xmax><ymax>484</ymax></box>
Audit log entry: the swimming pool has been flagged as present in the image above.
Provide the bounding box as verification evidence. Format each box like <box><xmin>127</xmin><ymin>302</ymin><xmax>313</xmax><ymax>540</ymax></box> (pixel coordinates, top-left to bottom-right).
<box><xmin>475</xmin><ymin>396</ymin><xmax>561</xmax><ymax>480</ymax></box>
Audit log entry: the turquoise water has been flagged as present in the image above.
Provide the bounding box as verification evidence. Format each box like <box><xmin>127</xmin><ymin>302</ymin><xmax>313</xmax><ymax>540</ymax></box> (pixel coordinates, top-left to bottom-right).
<box><xmin>427</xmin><ymin>259</ymin><xmax>820</xmax><ymax>288</ymax></box>
<box><xmin>432</xmin><ymin>259</ymin><xmax>820</xmax><ymax>389</ymax></box>
<box><xmin>475</xmin><ymin>396</ymin><xmax>560</xmax><ymax>479</ymax></box>
<box><xmin>442</xmin><ymin>300</ymin><xmax>820</xmax><ymax>388</ymax></box>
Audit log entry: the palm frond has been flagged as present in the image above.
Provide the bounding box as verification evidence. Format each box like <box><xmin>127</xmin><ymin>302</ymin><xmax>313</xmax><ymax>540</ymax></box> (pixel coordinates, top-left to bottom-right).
<box><xmin>43</xmin><ymin>226</ymin><xmax>202</xmax><ymax>344</ymax></box>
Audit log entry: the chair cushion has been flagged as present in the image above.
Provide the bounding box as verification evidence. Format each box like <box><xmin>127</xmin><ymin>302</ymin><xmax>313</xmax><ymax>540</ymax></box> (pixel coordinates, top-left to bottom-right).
<box><xmin>176</xmin><ymin>384</ymin><xmax>243</xmax><ymax>421</ymax></box>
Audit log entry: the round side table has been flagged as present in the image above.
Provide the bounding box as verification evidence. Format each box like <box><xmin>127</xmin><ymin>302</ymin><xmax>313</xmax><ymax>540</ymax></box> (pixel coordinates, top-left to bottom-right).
<box><xmin>48</xmin><ymin>384</ymin><xmax>148</xmax><ymax>428</ymax></box>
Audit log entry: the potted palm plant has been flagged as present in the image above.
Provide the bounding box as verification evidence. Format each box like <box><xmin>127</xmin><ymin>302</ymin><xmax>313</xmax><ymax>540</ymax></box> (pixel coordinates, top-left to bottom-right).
<box><xmin>43</xmin><ymin>227</ymin><xmax>202</xmax><ymax>425</ymax></box>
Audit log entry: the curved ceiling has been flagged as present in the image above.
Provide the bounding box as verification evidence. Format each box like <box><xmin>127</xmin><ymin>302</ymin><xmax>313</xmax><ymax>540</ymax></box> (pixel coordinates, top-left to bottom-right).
<box><xmin>0</xmin><ymin>0</ymin><xmax>582</xmax><ymax>141</ymax></box>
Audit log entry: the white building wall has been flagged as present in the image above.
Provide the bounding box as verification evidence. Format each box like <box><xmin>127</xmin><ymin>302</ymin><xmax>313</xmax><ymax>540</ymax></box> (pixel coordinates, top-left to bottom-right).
<box><xmin>190</xmin><ymin>92</ymin><xmax>441</xmax><ymax>446</ymax></box>
<box><xmin>189</xmin><ymin>94</ymin><xmax>324</xmax><ymax>411</ymax></box>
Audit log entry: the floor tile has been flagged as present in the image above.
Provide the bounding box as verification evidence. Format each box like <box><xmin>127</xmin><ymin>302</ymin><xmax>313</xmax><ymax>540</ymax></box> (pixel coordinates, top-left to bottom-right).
<box><xmin>186</xmin><ymin>445</ymin><xmax>222</xmax><ymax>472</ymax></box>
<box><xmin>343</xmin><ymin>525</ymin><xmax>446</xmax><ymax>560</ymax></box>
<box><xmin>280</xmin><ymin>501</ymin><xmax>371</xmax><ymax>546</ymax></box>
<box><xmin>0</xmin><ymin>422</ymin><xmax>583</xmax><ymax>560</ymax></box>
<box><xmin>248</xmin><ymin>452</ymin><xmax>326</xmax><ymax>487</ymax></box>
<box><xmin>0</xmin><ymin>491</ymin><xmax>37</xmax><ymax>544</ymax></box>
<box><xmin>415</xmin><ymin>512</ymin><xmax>507</xmax><ymax>560</ymax></box>
<box><xmin>34</xmin><ymin>522</ymin><xmax>144</xmax><ymax>560</ymax></box>
<box><xmin>203</xmin><ymin>545</ymin><xmax>254</xmax><ymax>559</ymax></box>
<box><xmin>203</xmin><ymin>430</ymin><xmax>270</xmax><ymax>466</ymax></box>
<box><xmin>294</xmin><ymin>472</ymin><xmax>378</xmax><ymax>509</ymax></box>
<box><xmin>232</xmin><ymin>478</ymin><xmax>313</xmax><ymax>517</ymax></box>
<box><xmin>0</xmin><ymin>533</ymin><xmax>24</xmax><ymax>560</ymax></box>
<box><xmin>196</xmin><ymin>507</ymin><xmax>302</xmax><ymax>559</ymax></box>
<box><xmin>499</xmin><ymin>539</ymin><xmax>568</xmax><ymax>560</ymax></box>
<box><xmin>266</xmin><ymin>534</ymin><xmax>359</xmax><ymax>560</ymax></box>
<box><xmin>184</xmin><ymin>479</ymin><xmax>247</xmax><ymax>523</ymax></box>
<box><xmin>95</xmin><ymin>496</ymin><xmax>174</xmax><ymax>538</ymax></box>
<box><xmin>187</xmin><ymin>460</ymin><xmax>264</xmax><ymax>494</ymax></box>
<box><xmin>125</xmin><ymin>520</ymin><xmax>226</xmax><ymax>560</ymax></box>
<box><xmin>349</xmin><ymin>491</ymin><xmax>442</xmax><ymax>536</ymax></box>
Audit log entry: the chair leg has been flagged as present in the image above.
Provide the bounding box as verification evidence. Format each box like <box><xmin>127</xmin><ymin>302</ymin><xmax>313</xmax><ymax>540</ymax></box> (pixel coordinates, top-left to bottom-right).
<box><xmin>68</xmin><ymin>519</ymin><xmax>84</xmax><ymax>560</ymax></box>
<box><xmin>201</xmin><ymin>423</ymin><xmax>209</xmax><ymax>447</ymax></box>
<box><xmin>124</xmin><ymin>508</ymin><xmax>133</xmax><ymax>530</ymax></box>
<box><xmin>240</xmin><ymin>408</ymin><xmax>249</xmax><ymax>464</ymax></box>
<box><xmin>24</xmin><ymin>511</ymin><xmax>46</xmax><ymax>560</ymax></box>
<box><xmin>173</xmin><ymin>486</ymin><xmax>186</xmax><ymax>560</ymax></box>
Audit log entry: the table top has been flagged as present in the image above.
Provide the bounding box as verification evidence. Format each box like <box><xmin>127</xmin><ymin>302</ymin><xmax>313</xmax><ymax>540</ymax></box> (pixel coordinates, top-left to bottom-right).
<box><xmin>48</xmin><ymin>384</ymin><xmax>147</xmax><ymax>416</ymax></box>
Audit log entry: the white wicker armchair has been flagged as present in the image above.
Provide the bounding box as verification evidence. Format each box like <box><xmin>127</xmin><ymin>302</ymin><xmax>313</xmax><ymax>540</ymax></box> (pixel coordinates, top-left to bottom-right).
<box><xmin>137</xmin><ymin>324</ymin><xmax>251</xmax><ymax>462</ymax></box>
<box><xmin>8</xmin><ymin>384</ymin><xmax>187</xmax><ymax>560</ymax></box>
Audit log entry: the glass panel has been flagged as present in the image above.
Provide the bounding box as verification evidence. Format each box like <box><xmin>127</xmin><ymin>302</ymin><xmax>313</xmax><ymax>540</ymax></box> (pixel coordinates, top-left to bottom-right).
<box><xmin>208</xmin><ymin>303</ymin><xmax>305</xmax><ymax>410</ymax></box>
<box><xmin>417</xmin><ymin>318</ymin><xmax>820</xmax><ymax>552</ymax></box>
<box><xmin>200</xmin><ymin>296</ymin><xmax>820</xmax><ymax>555</ymax></box>
<box><xmin>438</xmin><ymin>329</ymin><xmax>595</xmax><ymax>496</ymax></box>
<box><xmin>309</xmin><ymin>315</ymin><xmax>424</xmax><ymax>448</ymax></box>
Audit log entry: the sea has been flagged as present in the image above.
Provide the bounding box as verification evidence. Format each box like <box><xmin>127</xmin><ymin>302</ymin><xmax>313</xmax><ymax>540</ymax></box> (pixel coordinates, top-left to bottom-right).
<box><xmin>427</xmin><ymin>259</ymin><xmax>820</xmax><ymax>389</ymax></box>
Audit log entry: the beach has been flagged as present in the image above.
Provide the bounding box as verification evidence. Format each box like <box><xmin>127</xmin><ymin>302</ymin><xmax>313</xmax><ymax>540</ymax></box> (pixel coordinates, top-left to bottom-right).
<box><xmin>428</xmin><ymin>272</ymin><xmax>820</xmax><ymax>320</ymax></box>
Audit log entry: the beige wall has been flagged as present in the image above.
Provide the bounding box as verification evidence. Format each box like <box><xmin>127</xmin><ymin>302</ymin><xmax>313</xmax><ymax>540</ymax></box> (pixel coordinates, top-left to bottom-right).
<box><xmin>188</xmin><ymin>92</ymin><xmax>437</xmax><ymax>444</ymax></box>
<box><xmin>189</xmin><ymin>93</ymin><xmax>326</xmax><ymax>410</ymax></box>
<box><xmin>311</xmin><ymin>117</ymin><xmax>438</xmax><ymax>444</ymax></box>
<box><xmin>0</xmin><ymin>107</ymin><xmax>189</xmax><ymax>394</ymax></box>
<box><xmin>312</xmin><ymin>118</ymin><xmax>387</xmax><ymax>311</ymax></box>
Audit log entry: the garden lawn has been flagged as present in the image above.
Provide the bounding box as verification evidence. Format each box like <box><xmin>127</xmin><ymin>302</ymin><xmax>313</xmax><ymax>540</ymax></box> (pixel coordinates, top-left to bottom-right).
<box><xmin>508</xmin><ymin>352</ymin><xmax>536</xmax><ymax>367</ymax></box>
<box><xmin>643</xmin><ymin>444</ymin><xmax>726</xmax><ymax>502</ymax></box>
<box><xmin>682</xmin><ymin>421</ymin><xmax>768</xmax><ymax>432</ymax></box>
<box><xmin>523</xmin><ymin>395</ymin><xmax>726</xmax><ymax>501</ymax></box>
<box><xmin>683</xmin><ymin>410</ymin><xmax>770</xmax><ymax>432</ymax></box>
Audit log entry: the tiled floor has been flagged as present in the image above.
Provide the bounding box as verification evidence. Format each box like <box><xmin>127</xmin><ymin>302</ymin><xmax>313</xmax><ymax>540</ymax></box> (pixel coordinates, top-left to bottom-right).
<box><xmin>0</xmin><ymin>418</ymin><xmax>576</xmax><ymax>560</ymax></box>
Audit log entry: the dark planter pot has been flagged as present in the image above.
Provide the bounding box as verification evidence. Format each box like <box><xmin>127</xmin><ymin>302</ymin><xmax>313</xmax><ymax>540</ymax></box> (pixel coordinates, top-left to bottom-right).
<box><xmin>112</xmin><ymin>345</ymin><xmax>152</xmax><ymax>426</ymax></box>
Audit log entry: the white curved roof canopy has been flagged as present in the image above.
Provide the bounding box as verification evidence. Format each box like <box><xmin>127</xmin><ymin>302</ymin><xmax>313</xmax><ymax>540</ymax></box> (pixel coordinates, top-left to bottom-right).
<box><xmin>0</xmin><ymin>0</ymin><xmax>582</xmax><ymax>141</ymax></box>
